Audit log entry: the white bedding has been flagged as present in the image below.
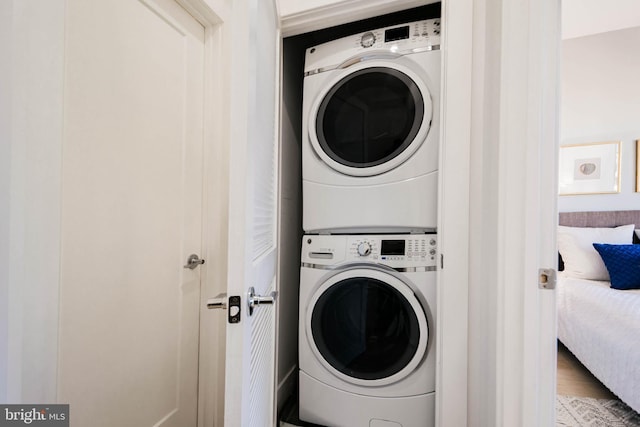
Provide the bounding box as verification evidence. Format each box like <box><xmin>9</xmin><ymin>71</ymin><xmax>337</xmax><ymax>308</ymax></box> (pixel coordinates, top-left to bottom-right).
<box><xmin>557</xmin><ymin>274</ymin><xmax>640</xmax><ymax>413</ymax></box>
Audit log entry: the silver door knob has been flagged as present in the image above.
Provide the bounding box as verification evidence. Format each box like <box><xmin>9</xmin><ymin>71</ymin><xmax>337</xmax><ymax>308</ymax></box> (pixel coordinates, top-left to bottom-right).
<box><xmin>247</xmin><ymin>287</ymin><xmax>277</xmax><ymax>316</ymax></box>
<box><xmin>184</xmin><ymin>254</ymin><xmax>205</xmax><ymax>269</ymax></box>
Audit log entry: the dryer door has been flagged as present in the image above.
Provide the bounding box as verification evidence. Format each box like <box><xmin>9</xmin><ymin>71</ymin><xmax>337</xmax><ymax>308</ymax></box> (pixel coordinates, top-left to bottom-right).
<box><xmin>309</xmin><ymin>60</ymin><xmax>434</xmax><ymax>177</ymax></box>
<box><xmin>306</xmin><ymin>268</ymin><xmax>429</xmax><ymax>387</ymax></box>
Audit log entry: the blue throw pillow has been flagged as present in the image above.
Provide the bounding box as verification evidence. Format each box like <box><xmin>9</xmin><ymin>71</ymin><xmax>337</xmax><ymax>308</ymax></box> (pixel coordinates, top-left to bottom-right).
<box><xmin>593</xmin><ymin>244</ymin><xmax>640</xmax><ymax>290</ymax></box>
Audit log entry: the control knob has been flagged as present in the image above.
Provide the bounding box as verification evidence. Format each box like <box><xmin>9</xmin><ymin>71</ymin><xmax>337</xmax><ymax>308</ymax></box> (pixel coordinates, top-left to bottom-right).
<box><xmin>357</xmin><ymin>242</ymin><xmax>372</xmax><ymax>256</ymax></box>
<box><xmin>360</xmin><ymin>32</ymin><xmax>376</xmax><ymax>48</ymax></box>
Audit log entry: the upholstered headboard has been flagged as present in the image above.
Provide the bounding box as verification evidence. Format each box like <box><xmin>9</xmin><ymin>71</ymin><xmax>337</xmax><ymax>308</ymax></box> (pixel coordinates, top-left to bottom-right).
<box><xmin>558</xmin><ymin>210</ymin><xmax>640</xmax><ymax>270</ymax></box>
<box><xmin>559</xmin><ymin>210</ymin><xmax>640</xmax><ymax>229</ymax></box>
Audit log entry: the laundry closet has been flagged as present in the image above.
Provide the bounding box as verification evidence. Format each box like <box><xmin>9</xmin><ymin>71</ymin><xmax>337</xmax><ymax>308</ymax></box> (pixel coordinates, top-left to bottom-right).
<box><xmin>3</xmin><ymin>0</ymin><xmax>558</xmax><ymax>425</ymax></box>
<box><xmin>276</xmin><ymin>4</ymin><xmax>442</xmax><ymax>426</ymax></box>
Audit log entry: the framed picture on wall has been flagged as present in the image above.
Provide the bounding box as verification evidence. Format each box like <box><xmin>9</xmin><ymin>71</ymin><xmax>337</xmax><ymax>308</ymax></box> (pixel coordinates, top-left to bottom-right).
<box><xmin>558</xmin><ymin>141</ymin><xmax>621</xmax><ymax>196</ymax></box>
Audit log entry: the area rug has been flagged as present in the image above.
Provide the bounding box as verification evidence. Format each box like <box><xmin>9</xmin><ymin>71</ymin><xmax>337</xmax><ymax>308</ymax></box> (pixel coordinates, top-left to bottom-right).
<box><xmin>557</xmin><ymin>395</ymin><xmax>640</xmax><ymax>426</ymax></box>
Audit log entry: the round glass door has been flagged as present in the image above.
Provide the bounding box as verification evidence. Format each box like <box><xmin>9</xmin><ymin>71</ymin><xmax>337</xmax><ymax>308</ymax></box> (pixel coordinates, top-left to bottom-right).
<box><xmin>310</xmin><ymin>275</ymin><xmax>425</xmax><ymax>382</ymax></box>
<box><xmin>315</xmin><ymin>67</ymin><xmax>425</xmax><ymax>169</ymax></box>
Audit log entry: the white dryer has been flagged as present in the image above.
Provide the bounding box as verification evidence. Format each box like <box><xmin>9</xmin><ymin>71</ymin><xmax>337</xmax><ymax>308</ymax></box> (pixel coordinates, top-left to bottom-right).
<box><xmin>302</xmin><ymin>19</ymin><xmax>441</xmax><ymax>234</ymax></box>
<box><xmin>299</xmin><ymin>234</ymin><xmax>437</xmax><ymax>427</ymax></box>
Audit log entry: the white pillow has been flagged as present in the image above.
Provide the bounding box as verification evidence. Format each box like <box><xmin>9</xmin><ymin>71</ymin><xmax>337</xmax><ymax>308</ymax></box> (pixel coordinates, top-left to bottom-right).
<box><xmin>558</xmin><ymin>224</ymin><xmax>635</xmax><ymax>280</ymax></box>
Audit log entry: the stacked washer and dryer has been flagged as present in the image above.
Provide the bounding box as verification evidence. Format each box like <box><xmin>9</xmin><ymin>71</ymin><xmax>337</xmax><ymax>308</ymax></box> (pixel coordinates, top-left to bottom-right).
<box><xmin>299</xmin><ymin>18</ymin><xmax>441</xmax><ymax>427</ymax></box>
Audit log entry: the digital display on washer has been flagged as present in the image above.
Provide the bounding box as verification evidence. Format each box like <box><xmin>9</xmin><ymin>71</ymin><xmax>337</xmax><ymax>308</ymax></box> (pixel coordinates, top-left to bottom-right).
<box><xmin>381</xmin><ymin>240</ymin><xmax>405</xmax><ymax>255</ymax></box>
<box><xmin>384</xmin><ymin>26</ymin><xmax>410</xmax><ymax>42</ymax></box>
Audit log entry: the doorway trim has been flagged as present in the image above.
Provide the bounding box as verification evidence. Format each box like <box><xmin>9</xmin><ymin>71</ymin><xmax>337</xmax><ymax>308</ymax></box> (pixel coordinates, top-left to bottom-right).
<box><xmin>280</xmin><ymin>1</ymin><xmax>473</xmax><ymax>425</ymax></box>
<box><xmin>170</xmin><ymin>1</ymin><xmax>232</xmax><ymax>426</ymax></box>
<box><xmin>466</xmin><ymin>0</ymin><xmax>560</xmax><ymax>425</ymax></box>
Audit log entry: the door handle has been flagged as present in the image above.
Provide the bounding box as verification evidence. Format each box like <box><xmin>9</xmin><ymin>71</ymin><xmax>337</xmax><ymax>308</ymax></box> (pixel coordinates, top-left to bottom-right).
<box><xmin>184</xmin><ymin>254</ymin><xmax>205</xmax><ymax>270</ymax></box>
<box><xmin>207</xmin><ymin>293</ymin><xmax>227</xmax><ymax>309</ymax></box>
<box><xmin>247</xmin><ymin>287</ymin><xmax>278</xmax><ymax>316</ymax></box>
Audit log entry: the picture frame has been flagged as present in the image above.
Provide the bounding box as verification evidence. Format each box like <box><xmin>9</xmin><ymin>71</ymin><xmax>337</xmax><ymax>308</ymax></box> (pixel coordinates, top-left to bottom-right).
<box><xmin>558</xmin><ymin>141</ymin><xmax>621</xmax><ymax>196</ymax></box>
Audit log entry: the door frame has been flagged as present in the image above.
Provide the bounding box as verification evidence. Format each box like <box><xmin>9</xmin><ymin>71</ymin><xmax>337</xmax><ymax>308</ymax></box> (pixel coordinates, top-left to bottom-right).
<box><xmin>3</xmin><ymin>1</ymin><xmax>231</xmax><ymax>425</ymax></box>
<box><xmin>466</xmin><ymin>0</ymin><xmax>560</xmax><ymax>425</ymax></box>
<box><xmin>179</xmin><ymin>2</ymin><xmax>233</xmax><ymax>426</ymax></box>
<box><xmin>280</xmin><ymin>1</ymin><xmax>472</xmax><ymax>425</ymax></box>
<box><xmin>280</xmin><ymin>0</ymin><xmax>561</xmax><ymax>426</ymax></box>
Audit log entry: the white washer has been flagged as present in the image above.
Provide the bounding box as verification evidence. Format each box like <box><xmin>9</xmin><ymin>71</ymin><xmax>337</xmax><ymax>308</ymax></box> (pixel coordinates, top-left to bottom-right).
<box><xmin>299</xmin><ymin>234</ymin><xmax>437</xmax><ymax>427</ymax></box>
<box><xmin>302</xmin><ymin>19</ymin><xmax>441</xmax><ymax>234</ymax></box>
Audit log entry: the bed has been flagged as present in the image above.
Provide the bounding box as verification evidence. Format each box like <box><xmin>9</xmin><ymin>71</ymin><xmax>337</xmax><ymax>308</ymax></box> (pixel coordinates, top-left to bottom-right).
<box><xmin>557</xmin><ymin>210</ymin><xmax>640</xmax><ymax>413</ymax></box>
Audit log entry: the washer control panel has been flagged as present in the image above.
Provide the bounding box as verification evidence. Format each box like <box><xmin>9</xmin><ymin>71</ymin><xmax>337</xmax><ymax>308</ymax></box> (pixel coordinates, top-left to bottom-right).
<box><xmin>303</xmin><ymin>234</ymin><xmax>437</xmax><ymax>269</ymax></box>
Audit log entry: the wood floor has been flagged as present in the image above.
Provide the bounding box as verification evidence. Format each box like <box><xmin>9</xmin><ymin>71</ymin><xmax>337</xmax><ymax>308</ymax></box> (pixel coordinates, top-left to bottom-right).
<box><xmin>557</xmin><ymin>341</ymin><xmax>616</xmax><ymax>400</ymax></box>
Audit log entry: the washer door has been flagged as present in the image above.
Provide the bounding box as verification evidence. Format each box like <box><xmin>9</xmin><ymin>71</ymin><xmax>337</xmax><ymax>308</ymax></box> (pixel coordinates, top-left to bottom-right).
<box><xmin>309</xmin><ymin>61</ymin><xmax>433</xmax><ymax>177</ymax></box>
<box><xmin>306</xmin><ymin>268</ymin><xmax>429</xmax><ymax>387</ymax></box>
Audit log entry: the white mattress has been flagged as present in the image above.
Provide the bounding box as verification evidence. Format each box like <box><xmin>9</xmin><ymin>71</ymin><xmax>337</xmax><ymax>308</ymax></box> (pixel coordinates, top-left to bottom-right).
<box><xmin>557</xmin><ymin>275</ymin><xmax>640</xmax><ymax>413</ymax></box>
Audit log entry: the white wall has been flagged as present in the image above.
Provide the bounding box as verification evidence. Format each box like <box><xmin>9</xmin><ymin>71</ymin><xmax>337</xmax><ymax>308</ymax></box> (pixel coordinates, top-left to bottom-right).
<box><xmin>562</xmin><ymin>0</ymin><xmax>640</xmax><ymax>39</ymax></box>
<box><xmin>560</xmin><ymin>27</ymin><xmax>640</xmax><ymax>213</ymax></box>
<box><xmin>2</xmin><ymin>0</ymin><xmax>65</xmax><ymax>403</ymax></box>
<box><xmin>0</xmin><ymin>0</ymin><xmax>12</xmax><ymax>404</ymax></box>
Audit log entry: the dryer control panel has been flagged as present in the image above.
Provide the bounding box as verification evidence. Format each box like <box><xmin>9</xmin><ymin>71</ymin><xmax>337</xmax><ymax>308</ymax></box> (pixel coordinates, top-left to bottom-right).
<box><xmin>351</xmin><ymin>19</ymin><xmax>441</xmax><ymax>51</ymax></box>
<box><xmin>302</xmin><ymin>234</ymin><xmax>437</xmax><ymax>269</ymax></box>
<box><xmin>304</xmin><ymin>18</ymin><xmax>441</xmax><ymax>75</ymax></box>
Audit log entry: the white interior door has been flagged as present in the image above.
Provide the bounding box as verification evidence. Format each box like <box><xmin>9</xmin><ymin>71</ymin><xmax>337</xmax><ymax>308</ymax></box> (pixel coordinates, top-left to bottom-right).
<box><xmin>58</xmin><ymin>0</ymin><xmax>205</xmax><ymax>426</ymax></box>
<box><xmin>223</xmin><ymin>0</ymin><xmax>280</xmax><ymax>425</ymax></box>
